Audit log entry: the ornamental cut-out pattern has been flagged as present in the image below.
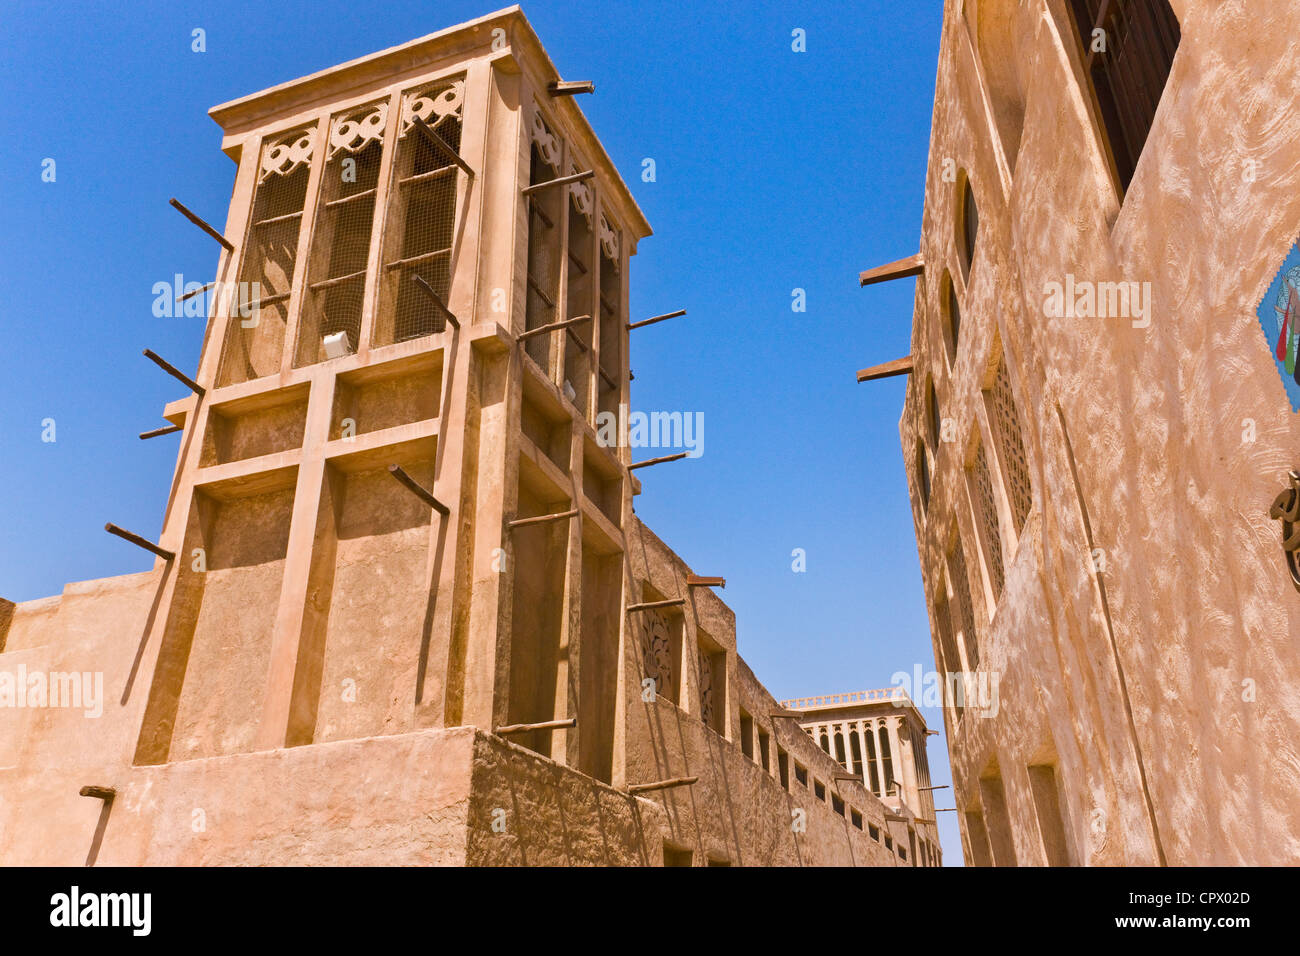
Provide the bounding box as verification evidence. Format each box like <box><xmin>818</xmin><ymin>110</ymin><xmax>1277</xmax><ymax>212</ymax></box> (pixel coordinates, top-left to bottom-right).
<box><xmin>568</xmin><ymin>155</ymin><xmax>593</xmax><ymax>224</ymax></box>
<box><xmin>531</xmin><ymin>106</ymin><xmax>560</xmax><ymax>171</ymax></box>
<box><xmin>972</xmin><ymin>438</ymin><xmax>1005</xmax><ymax>598</ymax></box>
<box><xmin>641</xmin><ymin>609</ymin><xmax>673</xmax><ymax>699</ymax></box>
<box><xmin>990</xmin><ymin>358</ymin><xmax>1032</xmax><ymax>531</ymax></box>
<box><xmin>697</xmin><ymin>648</ymin><xmax>714</xmax><ymax>728</ymax></box>
<box><xmin>328</xmin><ymin>102</ymin><xmax>387</xmax><ymax>159</ymax></box>
<box><xmin>260</xmin><ymin>127</ymin><xmax>314</xmax><ymax>182</ymax></box>
<box><xmin>599</xmin><ymin>214</ymin><xmax>619</xmax><ymax>262</ymax></box>
<box><xmin>401</xmin><ymin>79</ymin><xmax>464</xmax><ymax>136</ymax></box>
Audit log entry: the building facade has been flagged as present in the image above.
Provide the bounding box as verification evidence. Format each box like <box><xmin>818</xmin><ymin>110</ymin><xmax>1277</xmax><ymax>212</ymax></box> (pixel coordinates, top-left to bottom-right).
<box><xmin>860</xmin><ymin>0</ymin><xmax>1300</xmax><ymax>865</ymax></box>
<box><xmin>783</xmin><ymin>688</ymin><xmax>942</xmax><ymax>866</ymax></box>
<box><xmin>0</xmin><ymin>7</ymin><xmax>922</xmax><ymax>867</ymax></box>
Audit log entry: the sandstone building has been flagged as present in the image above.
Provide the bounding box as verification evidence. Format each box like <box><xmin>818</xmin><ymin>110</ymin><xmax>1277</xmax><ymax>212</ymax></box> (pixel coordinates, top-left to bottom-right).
<box><xmin>0</xmin><ymin>7</ymin><xmax>925</xmax><ymax>866</ymax></box>
<box><xmin>783</xmin><ymin>688</ymin><xmax>942</xmax><ymax>866</ymax></box>
<box><xmin>858</xmin><ymin>0</ymin><xmax>1300</xmax><ymax>865</ymax></box>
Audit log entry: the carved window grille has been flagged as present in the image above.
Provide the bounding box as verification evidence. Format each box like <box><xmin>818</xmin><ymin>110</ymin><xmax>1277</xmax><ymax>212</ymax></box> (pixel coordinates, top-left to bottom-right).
<box><xmin>987</xmin><ymin>357</ymin><xmax>1032</xmax><ymax>532</ymax></box>
<box><xmin>1067</xmin><ymin>0</ymin><xmax>1180</xmax><ymax>192</ymax></box>
<box><xmin>972</xmin><ymin>437</ymin><xmax>1006</xmax><ymax>599</ymax></box>
<box><xmin>696</xmin><ymin>643</ymin><xmax>724</xmax><ymax>735</ymax></box>
<box><xmin>218</xmin><ymin>124</ymin><xmax>315</xmax><ymax>386</ymax></box>
<box><xmin>696</xmin><ymin>646</ymin><xmax>714</xmax><ymax>728</ymax></box>
<box><xmin>524</xmin><ymin>106</ymin><xmax>563</xmax><ymax>371</ymax></box>
<box><xmin>296</xmin><ymin>101</ymin><xmax>387</xmax><ymax>366</ymax></box>
<box><xmin>948</xmin><ymin>535</ymin><xmax>980</xmax><ymax>672</ymax></box>
<box><xmin>640</xmin><ymin>607</ymin><xmax>679</xmax><ymax>703</ymax></box>
<box><xmin>376</xmin><ymin>79</ymin><xmax>465</xmax><ymax>346</ymax></box>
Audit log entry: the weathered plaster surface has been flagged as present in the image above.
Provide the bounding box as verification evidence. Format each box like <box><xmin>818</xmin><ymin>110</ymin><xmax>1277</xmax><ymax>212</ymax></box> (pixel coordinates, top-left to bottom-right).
<box><xmin>900</xmin><ymin>0</ymin><xmax>1300</xmax><ymax>864</ymax></box>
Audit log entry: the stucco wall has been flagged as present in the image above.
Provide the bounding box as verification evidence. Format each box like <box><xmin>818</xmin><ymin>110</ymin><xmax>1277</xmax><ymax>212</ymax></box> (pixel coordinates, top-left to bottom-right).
<box><xmin>901</xmin><ymin>0</ymin><xmax>1300</xmax><ymax>865</ymax></box>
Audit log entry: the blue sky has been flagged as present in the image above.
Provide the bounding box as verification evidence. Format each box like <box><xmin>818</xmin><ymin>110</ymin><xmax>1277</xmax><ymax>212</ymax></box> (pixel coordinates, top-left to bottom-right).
<box><xmin>0</xmin><ymin>0</ymin><xmax>957</xmax><ymax>861</ymax></box>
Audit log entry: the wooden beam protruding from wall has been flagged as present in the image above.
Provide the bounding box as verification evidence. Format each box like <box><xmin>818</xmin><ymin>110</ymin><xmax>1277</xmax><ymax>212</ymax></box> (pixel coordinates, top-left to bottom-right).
<box><xmin>856</xmin><ymin>355</ymin><xmax>913</xmax><ymax>383</ymax></box>
<box><xmin>859</xmin><ymin>252</ymin><xmax>923</xmax><ymax>287</ymax></box>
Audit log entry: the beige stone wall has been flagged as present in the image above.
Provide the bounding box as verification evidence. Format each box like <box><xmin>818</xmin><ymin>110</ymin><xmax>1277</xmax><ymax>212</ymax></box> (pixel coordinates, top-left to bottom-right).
<box><xmin>899</xmin><ymin>0</ymin><xmax>1300</xmax><ymax>865</ymax></box>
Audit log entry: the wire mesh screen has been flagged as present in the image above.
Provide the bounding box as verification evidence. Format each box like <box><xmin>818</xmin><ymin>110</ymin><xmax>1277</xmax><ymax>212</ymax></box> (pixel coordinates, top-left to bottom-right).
<box><xmin>296</xmin><ymin>102</ymin><xmax>387</xmax><ymax>366</ymax></box>
<box><xmin>972</xmin><ymin>438</ymin><xmax>1005</xmax><ymax>599</ymax></box>
<box><xmin>563</xmin><ymin>186</ymin><xmax>593</xmax><ymax>417</ymax></box>
<box><xmin>989</xmin><ymin>358</ymin><xmax>1032</xmax><ymax>531</ymax></box>
<box><xmin>525</xmin><ymin>142</ymin><xmax>561</xmax><ymax>371</ymax></box>
<box><xmin>597</xmin><ymin>220</ymin><xmax>621</xmax><ymax>419</ymax></box>
<box><xmin>948</xmin><ymin>536</ymin><xmax>979</xmax><ymax>672</ymax></box>
<box><xmin>376</xmin><ymin>80</ymin><xmax>464</xmax><ymax>346</ymax></box>
<box><xmin>218</xmin><ymin>125</ymin><xmax>315</xmax><ymax>386</ymax></box>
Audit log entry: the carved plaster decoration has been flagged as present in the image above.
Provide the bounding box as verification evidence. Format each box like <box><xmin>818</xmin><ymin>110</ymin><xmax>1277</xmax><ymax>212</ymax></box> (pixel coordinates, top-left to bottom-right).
<box><xmin>531</xmin><ymin>106</ymin><xmax>560</xmax><ymax>171</ymax></box>
<box><xmin>329</xmin><ymin>102</ymin><xmax>388</xmax><ymax>159</ymax></box>
<box><xmin>260</xmin><ymin>128</ymin><xmax>314</xmax><ymax>182</ymax></box>
<box><xmin>401</xmin><ymin>80</ymin><xmax>465</xmax><ymax>136</ymax></box>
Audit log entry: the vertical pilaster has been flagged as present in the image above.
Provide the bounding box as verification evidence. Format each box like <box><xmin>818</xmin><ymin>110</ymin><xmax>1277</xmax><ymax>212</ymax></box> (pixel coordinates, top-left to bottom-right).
<box><xmin>254</xmin><ymin>368</ymin><xmax>336</xmax><ymax>750</ymax></box>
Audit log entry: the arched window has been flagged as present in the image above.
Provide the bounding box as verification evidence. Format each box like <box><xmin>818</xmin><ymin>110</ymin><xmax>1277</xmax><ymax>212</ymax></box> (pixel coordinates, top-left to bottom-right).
<box><xmin>942</xmin><ymin>271</ymin><xmax>962</xmax><ymax>363</ymax></box>
<box><xmin>917</xmin><ymin>440</ymin><xmax>931</xmax><ymax>511</ymax></box>
<box><xmin>834</xmin><ymin>731</ymin><xmax>847</xmax><ymax>765</ymax></box>
<box><xmin>879</xmin><ymin>725</ymin><xmax>895</xmax><ymax>794</ymax></box>
<box><xmin>957</xmin><ymin>174</ymin><xmax>979</xmax><ymax>278</ymax></box>
<box><xmin>926</xmin><ymin>377</ymin><xmax>941</xmax><ymax>448</ymax></box>
<box><xmin>864</xmin><ymin>728</ymin><xmax>881</xmax><ymax>795</ymax></box>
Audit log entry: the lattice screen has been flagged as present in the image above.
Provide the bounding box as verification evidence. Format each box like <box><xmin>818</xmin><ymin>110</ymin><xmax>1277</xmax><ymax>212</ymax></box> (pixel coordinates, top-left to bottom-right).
<box><xmin>376</xmin><ymin>79</ymin><xmax>464</xmax><ymax>346</ymax></box>
<box><xmin>296</xmin><ymin>101</ymin><xmax>386</xmax><ymax>366</ymax></box>
<box><xmin>948</xmin><ymin>536</ymin><xmax>979</xmax><ymax>672</ymax></box>
<box><xmin>972</xmin><ymin>438</ymin><xmax>1005</xmax><ymax>599</ymax></box>
<box><xmin>989</xmin><ymin>357</ymin><xmax>1032</xmax><ymax>531</ymax></box>
<box><xmin>219</xmin><ymin>125</ymin><xmax>315</xmax><ymax>386</ymax></box>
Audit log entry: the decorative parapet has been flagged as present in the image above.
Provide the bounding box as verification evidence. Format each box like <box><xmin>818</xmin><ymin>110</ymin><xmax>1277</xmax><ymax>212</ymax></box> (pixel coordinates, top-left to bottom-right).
<box><xmin>780</xmin><ymin>687</ymin><xmax>910</xmax><ymax>710</ymax></box>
